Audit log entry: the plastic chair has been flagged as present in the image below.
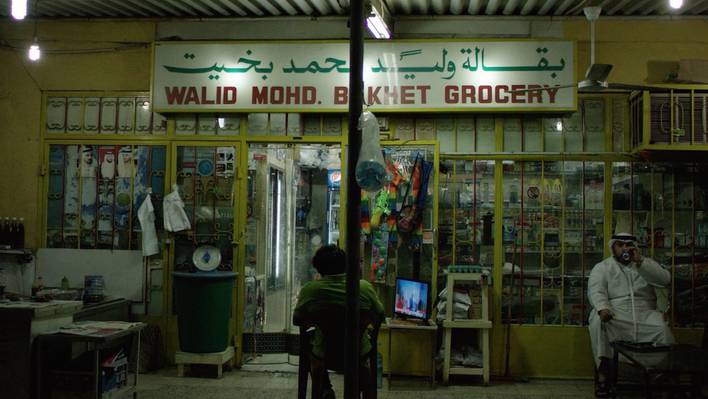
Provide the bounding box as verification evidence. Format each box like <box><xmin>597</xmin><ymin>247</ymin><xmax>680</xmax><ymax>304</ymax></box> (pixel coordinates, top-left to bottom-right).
<box><xmin>294</xmin><ymin>307</ymin><xmax>381</xmax><ymax>399</ymax></box>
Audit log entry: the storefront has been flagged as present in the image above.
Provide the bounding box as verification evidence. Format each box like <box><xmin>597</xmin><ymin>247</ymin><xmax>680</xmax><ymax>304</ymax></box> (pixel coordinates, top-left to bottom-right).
<box><xmin>2</xmin><ymin>16</ymin><xmax>708</xmax><ymax>380</ymax></box>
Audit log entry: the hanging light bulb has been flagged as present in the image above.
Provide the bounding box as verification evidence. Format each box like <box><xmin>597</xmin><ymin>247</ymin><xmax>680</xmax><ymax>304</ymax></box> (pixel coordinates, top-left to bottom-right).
<box><xmin>141</xmin><ymin>101</ymin><xmax>150</xmax><ymax>110</ymax></box>
<box><xmin>669</xmin><ymin>0</ymin><xmax>683</xmax><ymax>9</ymax></box>
<box><xmin>556</xmin><ymin>120</ymin><xmax>563</xmax><ymax>131</ymax></box>
<box><xmin>28</xmin><ymin>38</ymin><xmax>41</xmax><ymax>61</ymax></box>
<box><xmin>217</xmin><ymin>117</ymin><xmax>226</xmax><ymax>129</ymax></box>
<box><xmin>11</xmin><ymin>0</ymin><xmax>27</xmax><ymax>20</ymax></box>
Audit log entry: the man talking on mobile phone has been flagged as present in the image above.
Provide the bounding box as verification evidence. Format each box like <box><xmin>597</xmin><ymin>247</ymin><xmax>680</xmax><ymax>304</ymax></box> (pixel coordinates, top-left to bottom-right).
<box><xmin>587</xmin><ymin>232</ymin><xmax>674</xmax><ymax>398</ymax></box>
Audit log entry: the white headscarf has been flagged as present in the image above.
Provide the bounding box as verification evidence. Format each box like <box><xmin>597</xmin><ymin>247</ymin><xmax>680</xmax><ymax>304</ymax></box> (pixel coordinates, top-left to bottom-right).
<box><xmin>608</xmin><ymin>232</ymin><xmax>638</xmax><ymax>253</ymax></box>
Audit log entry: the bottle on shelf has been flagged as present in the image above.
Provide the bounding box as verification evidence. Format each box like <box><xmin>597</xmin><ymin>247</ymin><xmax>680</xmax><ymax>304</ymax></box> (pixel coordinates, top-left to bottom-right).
<box><xmin>0</xmin><ymin>217</ymin><xmax>6</xmax><ymax>249</ymax></box>
<box><xmin>16</xmin><ymin>217</ymin><xmax>25</xmax><ymax>249</ymax></box>
<box><xmin>6</xmin><ymin>217</ymin><xmax>14</xmax><ymax>249</ymax></box>
<box><xmin>32</xmin><ymin>275</ymin><xmax>44</xmax><ymax>296</ymax></box>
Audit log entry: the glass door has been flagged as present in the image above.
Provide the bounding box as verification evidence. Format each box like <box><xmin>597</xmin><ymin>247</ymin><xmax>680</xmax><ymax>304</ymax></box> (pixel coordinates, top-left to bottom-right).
<box><xmin>243</xmin><ymin>143</ymin><xmax>341</xmax><ymax>352</ymax></box>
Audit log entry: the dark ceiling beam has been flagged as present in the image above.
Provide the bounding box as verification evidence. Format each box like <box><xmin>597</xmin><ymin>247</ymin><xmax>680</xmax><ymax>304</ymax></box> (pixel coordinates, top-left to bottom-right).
<box><xmin>288</xmin><ymin>0</ymin><xmax>316</xmax><ymax>14</ymax></box>
<box><xmin>553</xmin><ymin>0</ymin><xmax>576</xmax><ymax>15</ymax></box>
<box><xmin>35</xmin><ymin>1</ymin><xmax>76</xmax><ymax>17</ymax></box>
<box><xmin>159</xmin><ymin>0</ymin><xmax>199</xmax><ymax>16</ymax></box>
<box><xmin>103</xmin><ymin>0</ymin><xmax>150</xmax><ymax>16</ymax></box>
<box><xmin>607</xmin><ymin>0</ymin><xmax>633</xmax><ymax>15</ymax></box>
<box><xmin>520</xmin><ymin>0</ymin><xmax>538</xmax><ymax>15</ymax></box>
<box><xmin>503</xmin><ymin>0</ymin><xmax>521</xmax><ymax>15</ymax></box>
<box><xmin>537</xmin><ymin>0</ymin><xmax>559</xmax><ymax>15</ymax></box>
<box><xmin>122</xmin><ymin>0</ymin><xmax>167</xmax><ymax>16</ymax></box>
<box><xmin>182</xmin><ymin>0</ymin><xmax>216</xmax><ymax>16</ymax></box>
<box><xmin>271</xmin><ymin>0</ymin><xmax>299</xmax><ymax>15</ymax></box>
<box><xmin>467</xmin><ymin>0</ymin><xmax>482</xmax><ymax>15</ymax></box>
<box><xmin>485</xmin><ymin>0</ymin><xmax>501</xmax><ymax>15</ymax></box>
<box><xmin>141</xmin><ymin>0</ymin><xmax>185</xmax><ymax>16</ymax></box>
<box><xmin>199</xmin><ymin>0</ymin><xmax>232</xmax><ymax>15</ymax></box>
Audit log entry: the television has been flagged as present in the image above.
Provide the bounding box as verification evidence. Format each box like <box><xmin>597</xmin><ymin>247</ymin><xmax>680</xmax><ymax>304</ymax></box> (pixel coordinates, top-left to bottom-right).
<box><xmin>394</xmin><ymin>277</ymin><xmax>430</xmax><ymax>320</ymax></box>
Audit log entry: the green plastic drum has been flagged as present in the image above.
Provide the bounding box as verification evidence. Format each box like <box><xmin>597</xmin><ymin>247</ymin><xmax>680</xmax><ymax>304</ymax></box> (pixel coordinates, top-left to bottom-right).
<box><xmin>173</xmin><ymin>271</ymin><xmax>237</xmax><ymax>353</ymax></box>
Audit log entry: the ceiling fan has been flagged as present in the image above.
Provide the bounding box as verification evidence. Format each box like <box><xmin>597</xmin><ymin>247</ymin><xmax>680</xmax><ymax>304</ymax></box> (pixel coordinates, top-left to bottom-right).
<box><xmin>512</xmin><ymin>6</ymin><xmax>666</xmax><ymax>95</ymax></box>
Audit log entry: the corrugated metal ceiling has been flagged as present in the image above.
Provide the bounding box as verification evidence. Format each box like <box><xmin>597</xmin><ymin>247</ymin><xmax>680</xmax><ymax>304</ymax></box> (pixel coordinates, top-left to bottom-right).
<box><xmin>1</xmin><ymin>0</ymin><xmax>707</xmax><ymax>18</ymax></box>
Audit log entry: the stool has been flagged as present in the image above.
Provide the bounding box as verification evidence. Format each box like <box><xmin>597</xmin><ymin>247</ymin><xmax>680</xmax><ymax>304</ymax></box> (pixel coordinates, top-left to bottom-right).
<box><xmin>175</xmin><ymin>346</ymin><xmax>234</xmax><ymax>378</ymax></box>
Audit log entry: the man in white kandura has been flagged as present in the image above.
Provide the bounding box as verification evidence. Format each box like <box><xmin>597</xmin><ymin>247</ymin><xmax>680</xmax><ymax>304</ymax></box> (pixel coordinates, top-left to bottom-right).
<box><xmin>587</xmin><ymin>232</ymin><xmax>674</xmax><ymax>397</ymax></box>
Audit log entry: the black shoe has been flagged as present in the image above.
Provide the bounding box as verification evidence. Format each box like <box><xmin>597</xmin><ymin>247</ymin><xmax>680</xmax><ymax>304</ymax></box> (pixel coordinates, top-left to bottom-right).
<box><xmin>322</xmin><ymin>387</ymin><xmax>335</xmax><ymax>399</ymax></box>
<box><xmin>595</xmin><ymin>381</ymin><xmax>611</xmax><ymax>398</ymax></box>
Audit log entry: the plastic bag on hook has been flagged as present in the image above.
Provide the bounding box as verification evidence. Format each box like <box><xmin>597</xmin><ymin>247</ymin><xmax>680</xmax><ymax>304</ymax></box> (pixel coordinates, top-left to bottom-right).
<box><xmin>355</xmin><ymin>111</ymin><xmax>388</xmax><ymax>192</ymax></box>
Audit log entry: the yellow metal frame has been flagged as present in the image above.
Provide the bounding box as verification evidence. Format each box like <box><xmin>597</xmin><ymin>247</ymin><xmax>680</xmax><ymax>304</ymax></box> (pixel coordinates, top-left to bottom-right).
<box><xmin>633</xmin><ymin>85</ymin><xmax>708</xmax><ymax>152</ymax></box>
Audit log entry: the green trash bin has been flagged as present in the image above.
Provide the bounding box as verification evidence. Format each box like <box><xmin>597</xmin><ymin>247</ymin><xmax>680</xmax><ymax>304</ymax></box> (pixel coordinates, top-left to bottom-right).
<box><xmin>173</xmin><ymin>271</ymin><xmax>237</xmax><ymax>353</ymax></box>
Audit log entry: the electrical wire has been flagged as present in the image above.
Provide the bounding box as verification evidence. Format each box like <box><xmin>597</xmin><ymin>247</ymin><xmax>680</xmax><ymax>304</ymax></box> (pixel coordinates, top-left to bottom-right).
<box><xmin>0</xmin><ymin>42</ymin><xmax>149</xmax><ymax>55</ymax></box>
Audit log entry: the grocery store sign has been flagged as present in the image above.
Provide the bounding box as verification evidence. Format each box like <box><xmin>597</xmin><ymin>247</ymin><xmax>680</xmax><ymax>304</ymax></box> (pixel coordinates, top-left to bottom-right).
<box><xmin>152</xmin><ymin>41</ymin><xmax>575</xmax><ymax>112</ymax></box>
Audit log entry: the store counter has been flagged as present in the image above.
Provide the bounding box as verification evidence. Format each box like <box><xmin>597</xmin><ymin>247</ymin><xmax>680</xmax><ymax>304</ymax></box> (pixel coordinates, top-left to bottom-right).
<box><xmin>0</xmin><ymin>300</ymin><xmax>83</xmax><ymax>399</ymax></box>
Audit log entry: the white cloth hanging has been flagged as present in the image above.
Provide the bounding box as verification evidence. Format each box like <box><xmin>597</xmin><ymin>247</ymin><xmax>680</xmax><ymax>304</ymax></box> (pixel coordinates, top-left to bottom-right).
<box><xmin>137</xmin><ymin>193</ymin><xmax>159</xmax><ymax>256</ymax></box>
<box><xmin>163</xmin><ymin>185</ymin><xmax>191</xmax><ymax>233</ymax></box>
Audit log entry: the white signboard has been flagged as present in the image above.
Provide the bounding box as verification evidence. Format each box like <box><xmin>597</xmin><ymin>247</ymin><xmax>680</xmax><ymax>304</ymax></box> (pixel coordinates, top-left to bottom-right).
<box><xmin>152</xmin><ymin>40</ymin><xmax>575</xmax><ymax>112</ymax></box>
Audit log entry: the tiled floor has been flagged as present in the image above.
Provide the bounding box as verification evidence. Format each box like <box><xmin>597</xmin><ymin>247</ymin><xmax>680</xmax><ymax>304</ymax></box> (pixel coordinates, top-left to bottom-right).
<box><xmin>137</xmin><ymin>365</ymin><xmax>597</xmax><ymax>399</ymax></box>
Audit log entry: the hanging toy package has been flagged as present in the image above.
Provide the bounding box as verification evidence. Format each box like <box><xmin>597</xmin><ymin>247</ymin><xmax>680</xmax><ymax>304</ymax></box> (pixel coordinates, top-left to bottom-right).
<box><xmin>355</xmin><ymin>111</ymin><xmax>388</xmax><ymax>192</ymax></box>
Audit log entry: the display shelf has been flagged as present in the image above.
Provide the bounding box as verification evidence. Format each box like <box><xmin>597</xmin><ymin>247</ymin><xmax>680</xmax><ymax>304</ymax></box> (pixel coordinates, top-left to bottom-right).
<box><xmin>0</xmin><ymin>248</ymin><xmax>34</xmax><ymax>263</ymax></box>
<box><xmin>441</xmin><ymin>272</ymin><xmax>490</xmax><ymax>385</ymax></box>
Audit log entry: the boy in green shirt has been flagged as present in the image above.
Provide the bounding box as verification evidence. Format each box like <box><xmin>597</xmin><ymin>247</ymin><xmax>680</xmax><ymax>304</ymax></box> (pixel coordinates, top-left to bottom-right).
<box><xmin>293</xmin><ymin>245</ymin><xmax>384</xmax><ymax>399</ymax></box>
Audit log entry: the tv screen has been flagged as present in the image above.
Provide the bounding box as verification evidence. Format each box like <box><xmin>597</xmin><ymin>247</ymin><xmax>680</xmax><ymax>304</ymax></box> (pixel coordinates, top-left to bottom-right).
<box><xmin>394</xmin><ymin>278</ymin><xmax>430</xmax><ymax>320</ymax></box>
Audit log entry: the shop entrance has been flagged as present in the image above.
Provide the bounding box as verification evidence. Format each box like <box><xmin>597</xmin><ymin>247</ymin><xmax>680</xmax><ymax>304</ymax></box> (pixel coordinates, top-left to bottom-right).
<box><xmin>242</xmin><ymin>143</ymin><xmax>341</xmax><ymax>361</ymax></box>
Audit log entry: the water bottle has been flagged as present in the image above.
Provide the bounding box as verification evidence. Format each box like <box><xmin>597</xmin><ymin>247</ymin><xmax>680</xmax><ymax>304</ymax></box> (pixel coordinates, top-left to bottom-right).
<box><xmin>376</xmin><ymin>351</ymin><xmax>383</xmax><ymax>389</ymax></box>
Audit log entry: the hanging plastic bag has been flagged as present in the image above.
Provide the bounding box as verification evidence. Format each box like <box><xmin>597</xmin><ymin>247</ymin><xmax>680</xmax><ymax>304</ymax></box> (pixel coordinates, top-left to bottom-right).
<box><xmin>163</xmin><ymin>184</ymin><xmax>191</xmax><ymax>232</ymax></box>
<box><xmin>355</xmin><ymin>111</ymin><xmax>388</xmax><ymax>192</ymax></box>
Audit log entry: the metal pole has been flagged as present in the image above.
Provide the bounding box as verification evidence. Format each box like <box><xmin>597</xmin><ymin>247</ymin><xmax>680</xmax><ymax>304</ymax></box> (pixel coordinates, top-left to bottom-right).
<box><xmin>345</xmin><ymin>0</ymin><xmax>364</xmax><ymax>397</ymax></box>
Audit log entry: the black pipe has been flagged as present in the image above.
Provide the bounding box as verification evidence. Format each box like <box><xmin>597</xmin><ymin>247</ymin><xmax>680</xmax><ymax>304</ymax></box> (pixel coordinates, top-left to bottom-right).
<box><xmin>344</xmin><ymin>0</ymin><xmax>364</xmax><ymax>397</ymax></box>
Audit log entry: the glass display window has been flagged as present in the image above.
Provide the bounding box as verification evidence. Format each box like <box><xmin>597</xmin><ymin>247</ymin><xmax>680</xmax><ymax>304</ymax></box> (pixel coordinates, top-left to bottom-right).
<box><xmin>438</xmin><ymin>159</ymin><xmax>495</xmax><ymax>290</ymax></box>
<box><xmin>173</xmin><ymin>145</ymin><xmax>237</xmax><ymax>272</ymax></box>
<box><xmin>611</xmin><ymin>161</ymin><xmax>708</xmax><ymax>327</ymax></box>
<box><xmin>46</xmin><ymin>144</ymin><xmax>167</xmax><ymax>250</ymax></box>
<box><xmin>363</xmin><ymin>145</ymin><xmax>437</xmax><ymax>287</ymax></box>
<box><xmin>502</xmin><ymin>161</ymin><xmax>604</xmax><ymax>325</ymax></box>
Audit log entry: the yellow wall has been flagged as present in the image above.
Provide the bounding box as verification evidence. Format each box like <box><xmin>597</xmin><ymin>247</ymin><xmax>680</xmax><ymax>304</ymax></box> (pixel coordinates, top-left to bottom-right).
<box><xmin>0</xmin><ymin>21</ymin><xmax>154</xmax><ymax>246</ymax></box>
<box><xmin>565</xmin><ymin>19</ymin><xmax>708</xmax><ymax>85</ymax></box>
<box><xmin>2</xmin><ymin>18</ymin><xmax>707</xmax><ymax>378</ymax></box>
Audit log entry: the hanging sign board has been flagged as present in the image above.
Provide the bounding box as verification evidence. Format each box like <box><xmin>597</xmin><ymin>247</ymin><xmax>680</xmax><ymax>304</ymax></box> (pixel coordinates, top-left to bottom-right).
<box><xmin>152</xmin><ymin>40</ymin><xmax>575</xmax><ymax>112</ymax></box>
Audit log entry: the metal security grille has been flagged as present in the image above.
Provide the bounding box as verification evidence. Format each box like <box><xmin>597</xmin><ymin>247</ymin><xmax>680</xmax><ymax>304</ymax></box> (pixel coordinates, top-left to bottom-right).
<box><xmin>242</xmin><ymin>332</ymin><xmax>300</xmax><ymax>355</ymax></box>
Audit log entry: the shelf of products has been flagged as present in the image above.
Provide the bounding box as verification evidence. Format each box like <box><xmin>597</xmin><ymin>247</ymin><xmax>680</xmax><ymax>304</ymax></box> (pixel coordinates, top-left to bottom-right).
<box><xmin>501</xmin><ymin>160</ymin><xmax>605</xmax><ymax>326</ymax></box>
